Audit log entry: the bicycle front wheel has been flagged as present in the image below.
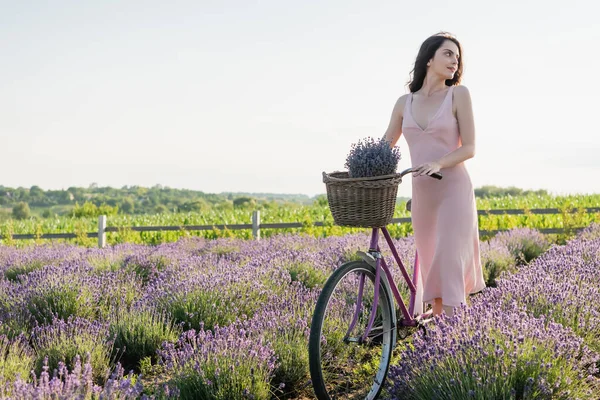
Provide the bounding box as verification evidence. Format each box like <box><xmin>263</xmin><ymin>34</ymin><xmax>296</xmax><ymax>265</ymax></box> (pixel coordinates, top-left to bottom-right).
<box><xmin>309</xmin><ymin>261</ymin><xmax>396</xmax><ymax>400</ymax></box>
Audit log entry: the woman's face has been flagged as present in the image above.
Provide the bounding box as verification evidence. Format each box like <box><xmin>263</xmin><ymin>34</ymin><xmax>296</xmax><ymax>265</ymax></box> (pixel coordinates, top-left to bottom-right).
<box><xmin>427</xmin><ymin>40</ymin><xmax>460</xmax><ymax>80</ymax></box>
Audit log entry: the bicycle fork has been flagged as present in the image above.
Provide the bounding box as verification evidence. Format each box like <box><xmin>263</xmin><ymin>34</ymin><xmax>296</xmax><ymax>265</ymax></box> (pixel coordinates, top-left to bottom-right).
<box><xmin>346</xmin><ymin>229</ymin><xmax>394</xmax><ymax>343</ymax></box>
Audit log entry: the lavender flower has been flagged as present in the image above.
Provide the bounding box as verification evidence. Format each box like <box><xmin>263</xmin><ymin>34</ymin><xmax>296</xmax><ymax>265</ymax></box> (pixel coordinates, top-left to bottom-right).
<box><xmin>0</xmin><ymin>333</ymin><xmax>34</xmax><ymax>384</ymax></box>
<box><xmin>492</xmin><ymin>237</ymin><xmax>600</xmax><ymax>355</ymax></box>
<box><xmin>1</xmin><ymin>355</ymin><xmax>145</xmax><ymax>399</ymax></box>
<box><xmin>157</xmin><ymin>325</ymin><xmax>276</xmax><ymax>399</ymax></box>
<box><xmin>491</xmin><ymin>227</ymin><xmax>550</xmax><ymax>265</ymax></box>
<box><xmin>577</xmin><ymin>222</ymin><xmax>600</xmax><ymax>241</ymax></box>
<box><xmin>387</xmin><ymin>301</ymin><xmax>599</xmax><ymax>399</ymax></box>
<box><xmin>31</xmin><ymin>316</ymin><xmax>114</xmax><ymax>384</ymax></box>
<box><xmin>387</xmin><ymin>235</ymin><xmax>600</xmax><ymax>399</ymax></box>
<box><xmin>345</xmin><ymin>136</ymin><xmax>401</xmax><ymax>178</ymax></box>
<box><xmin>1</xmin><ymin>224</ymin><xmax>599</xmax><ymax>398</ymax></box>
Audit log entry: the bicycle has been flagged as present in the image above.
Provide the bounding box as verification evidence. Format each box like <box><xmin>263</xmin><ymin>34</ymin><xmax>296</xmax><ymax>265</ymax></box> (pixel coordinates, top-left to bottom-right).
<box><xmin>308</xmin><ymin>167</ymin><xmax>442</xmax><ymax>400</ymax></box>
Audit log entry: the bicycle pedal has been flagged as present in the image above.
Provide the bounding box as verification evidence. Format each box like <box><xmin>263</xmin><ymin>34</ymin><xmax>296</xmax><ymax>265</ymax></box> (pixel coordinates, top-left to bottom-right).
<box><xmin>396</xmin><ymin>319</ymin><xmax>418</xmax><ymax>340</ymax></box>
<box><xmin>415</xmin><ymin>310</ymin><xmax>434</xmax><ymax>321</ymax></box>
<box><xmin>418</xmin><ymin>317</ymin><xmax>436</xmax><ymax>327</ymax></box>
<box><xmin>397</xmin><ymin>325</ymin><xmax>413</xmax><ymax>340</ymax></box>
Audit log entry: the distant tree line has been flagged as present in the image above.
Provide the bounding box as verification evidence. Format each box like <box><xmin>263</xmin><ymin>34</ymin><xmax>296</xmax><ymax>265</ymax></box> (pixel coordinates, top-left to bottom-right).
<box><xmin>0</xmin><ymin>184</ymin><xmax>314</xmax><ymax>220</ymax></box>
<box><xmin>0</xmin><ymin>184</ymin><xmax>549</xmax><ymax>221</ymax></box>
<box><xmin>474</xmin><ymin>186</ymin><xmax>548</xmax><ymax>198</ymax></box>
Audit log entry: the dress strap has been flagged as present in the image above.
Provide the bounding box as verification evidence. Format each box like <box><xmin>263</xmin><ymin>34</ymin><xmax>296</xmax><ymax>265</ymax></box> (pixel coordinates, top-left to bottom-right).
<box><xmin>446</xmin><ymin>86</ymin><xmax>455</xmax><ymax>113</ymax></box>
<box><xmin>445</xmin><ymin>86</ymin><xmax>454</xmax><ymax>103</ymax></box>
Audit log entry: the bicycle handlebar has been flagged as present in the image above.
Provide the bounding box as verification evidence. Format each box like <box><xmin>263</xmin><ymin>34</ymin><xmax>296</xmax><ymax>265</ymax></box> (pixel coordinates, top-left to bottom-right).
<box><xmin>400</xmin><ymin>167</ymin><xmax>443</xmax><ymax>180</ymax></box>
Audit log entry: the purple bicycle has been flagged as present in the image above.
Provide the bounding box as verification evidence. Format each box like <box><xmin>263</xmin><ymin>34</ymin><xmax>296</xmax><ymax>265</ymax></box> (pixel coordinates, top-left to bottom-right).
<box><xmin>308</xmin><ymin>167</ymin><xmax>442</xmax><ymax>400</ymax></box>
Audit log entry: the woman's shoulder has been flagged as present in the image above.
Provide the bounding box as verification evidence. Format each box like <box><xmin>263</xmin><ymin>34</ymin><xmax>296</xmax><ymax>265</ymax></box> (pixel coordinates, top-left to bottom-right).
<box><xmin>395</xmin><ymin>93</ymin><xmax>411</xmax><ymax>109</ymax></box>
<box><xmin>452</xmin><ymin>85</ymin><xmax>471</xmax><ymax>98</ymax></box>
<box><xmin>389</xmin><ymin>93</ymin><xmax>411</xmax><ymax>119</ymax></box>
<box><xmin>452</xmin><ymin>85</ymin><xmax>471</xmax><ymax>109</ymax></box>
<box><xmin>451</xmin><ymin>85</ymin><xmax>473</xmax><ymax>114</ymax></box>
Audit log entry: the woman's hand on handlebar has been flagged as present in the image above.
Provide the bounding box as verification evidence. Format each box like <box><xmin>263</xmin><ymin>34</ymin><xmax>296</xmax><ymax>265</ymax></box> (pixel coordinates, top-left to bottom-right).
<box><xmin>412</xmin><ymin>161</ymin><xmax>442</xmax><ymax>177</ymax></box>
<box><xmin>399</xmin><ymin>167</ymin><xmax>442</xmax><ymax>180</ymax></box>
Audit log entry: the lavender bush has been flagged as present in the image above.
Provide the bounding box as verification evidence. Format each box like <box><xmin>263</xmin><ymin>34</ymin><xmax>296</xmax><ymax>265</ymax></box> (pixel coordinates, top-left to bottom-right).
<box><xmin>492</xmin><ymin>238</ymin><xmax>600</xmax><ymax>356</ymax></box>
<box><xmin>480</xmin><ymin>240</ymin><xmax>516</xmax><ymax>287</ymax></box>
<box><xmin>0</xmin><ymin>243</ymin><xmax>88</xmax><ymax>282</ymax></box>
<box><xmin>387</xmin><ymin>302</ymin><xmax>599</xmax><ymax>399</ymax></box>
<box><xmin>0</xmin><ymin>226</ymin><xmax>598</xmax><ymax>398</ymax></box>
<box><xmin>577</xmin><ymin>222</ymin><xmax>600</xmax><ymax>241</ymax></box>
<box><xmin>345</xmin><ymin>136</ymin><xmax>401</xmax><ymax>178</ymax></box>
<box><xmin>17</xmin><ymin>263</ymin><xmax>101</xmax><ymax>326</ymax></box>
<box><xmin>1</xmin><ymin>355</ymin><xmax>144</xmax><ymax>399</ymax></box>
<box><xmin>109</xmin><ymin>306</ymin><xmax>181</xmax><ymax>371</ymax></box>
<box><xmin>242</xmin><ymin>285</ymin><xmax>318</xmax><ymax>397</ymax></box>
<box><xmin>120</xmin><ymin>251</ymin><xmax>172</xmax><ymax>284</ymax></box>
<box><xmin>491</xmin><ymin>227</ymin><xmax>550</xmax><ymax>265</ymax></box>
<box><xmin>0</xmin><ymin>281</ymin><xmax>29</xmax><ymax>339</ymax></box>
<box><xmin>145</xmin><ymin>266</ymin><xmax>272</xmax><ymax>332</ymax></box>
<box><xmin>286</xmin><ymin>261</ymin><xmax>327</xmax><ymax>289</ymax></box>
<box><xmin>31</xmin><ymin>317</ymin><xmax>114</xmax><ymax>384</ymax></box>
<box><xmin>387</xmin><ymin>234</ymin><xmax>600</xmax><ymax>399</ymax></box>
<box><xmin>0</xmin><ymin>333</ymin><xmax>34</xmax><ymax>385</ymax></box>
<box><xmin>4</xmin><ymin>260</ymin><xmax>48</xmax><ymax>282</ymax></box>
<box><xmin>95</xmin><ymin>270</ymin><xmax>145</xmax><ymax>320</ymax></box>
<box><xmin>85</xmin><ymin>244</ymin><xmax>138</xmax><ymax>273</ymax></box>
<box><xmin>157</xmin><ymin>325</ymin><xmax>276</xmax><ymax>400</ymax></box>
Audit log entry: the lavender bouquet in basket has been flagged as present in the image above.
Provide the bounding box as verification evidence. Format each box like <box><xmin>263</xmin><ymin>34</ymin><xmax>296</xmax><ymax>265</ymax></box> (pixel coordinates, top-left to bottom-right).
<box><xmin>323</xmin><ymin>137</ymin><xmax>402</xmax><ymax>227</ymax></box>
<box><xmin>345</xmin><ymin>137</ymin><xmax>401</xmax><ymax>178</ymax></box>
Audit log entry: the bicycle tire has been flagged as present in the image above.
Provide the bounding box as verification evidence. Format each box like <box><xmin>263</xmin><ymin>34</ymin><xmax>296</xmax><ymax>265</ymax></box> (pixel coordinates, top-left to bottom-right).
<box><xmin>309</xmin><ymin>261</ymin><xmax>396</xmax><ymax>400</ymax></box>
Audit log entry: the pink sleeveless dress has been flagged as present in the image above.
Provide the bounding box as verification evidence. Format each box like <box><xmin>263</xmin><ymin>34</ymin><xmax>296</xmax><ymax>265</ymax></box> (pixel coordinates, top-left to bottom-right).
<box><xmin>402</xmin><ymin>86</ymin><xmax>486</xmax><ymax>309</ymax></box>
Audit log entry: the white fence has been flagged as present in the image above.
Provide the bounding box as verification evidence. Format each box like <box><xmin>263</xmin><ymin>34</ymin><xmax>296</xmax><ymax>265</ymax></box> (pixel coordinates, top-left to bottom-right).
<box><xmin>4</xmin><ymin>207</ymin><xmax>599</xmax><ymax>248</ymax></box>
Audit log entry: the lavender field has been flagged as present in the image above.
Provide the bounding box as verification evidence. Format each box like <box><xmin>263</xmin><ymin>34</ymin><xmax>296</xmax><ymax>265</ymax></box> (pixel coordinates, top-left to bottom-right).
<box><xmin>0</xmin><ymin>225</ymin><xmax>599</xmax><ymax>399</ymax></box>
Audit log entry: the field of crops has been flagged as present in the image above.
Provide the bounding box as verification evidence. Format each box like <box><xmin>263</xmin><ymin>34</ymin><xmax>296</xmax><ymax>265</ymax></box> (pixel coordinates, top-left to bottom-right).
<box><xmin>1</xmin><ymin>193</ymin><xmax>599</xmax><ymax>247</ymax></box>
<box><xmin>0</xmin><ymin>224</ymin><xmax>599</xmax><ymax>398</ymax></box>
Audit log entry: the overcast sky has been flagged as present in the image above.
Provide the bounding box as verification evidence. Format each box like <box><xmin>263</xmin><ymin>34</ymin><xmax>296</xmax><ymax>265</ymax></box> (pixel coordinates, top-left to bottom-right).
<box><xmin>2</xmin><ymin>0</ymin><xmax>599</xmax><ymax>197</ymax></box>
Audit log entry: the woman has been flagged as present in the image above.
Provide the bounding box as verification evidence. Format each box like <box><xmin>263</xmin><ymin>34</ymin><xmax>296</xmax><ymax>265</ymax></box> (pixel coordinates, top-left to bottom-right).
<box><xmin>383</xmin><ymin>32</ymin><xmax>486</xmax><ymax>317</ymax></box>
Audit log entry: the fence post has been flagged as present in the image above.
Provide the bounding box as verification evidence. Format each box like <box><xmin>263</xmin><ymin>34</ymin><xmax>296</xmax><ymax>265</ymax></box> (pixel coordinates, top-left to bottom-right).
<box><xmin>98</xmin><ymin>215</ymin><xmax>107</xmax><ymax>248</ymax></box>
<box><xmin>252</xmin><ymin>210</ymin><xmax>260</xmax><ymax>241</ymax></box>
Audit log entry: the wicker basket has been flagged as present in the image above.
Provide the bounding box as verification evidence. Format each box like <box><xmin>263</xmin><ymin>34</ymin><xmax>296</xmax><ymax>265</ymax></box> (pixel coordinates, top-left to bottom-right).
<box><xmin>322</xmin><ymin>171</ymin><xmax>403</xmax><ymax>228</ymax></box>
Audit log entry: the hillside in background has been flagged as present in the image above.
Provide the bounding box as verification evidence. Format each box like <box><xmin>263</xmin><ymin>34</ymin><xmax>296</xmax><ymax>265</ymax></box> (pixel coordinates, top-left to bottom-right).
<box><xmin>0</xmin><ymin>183</ymin><xmax>553</xmax><ymax>221</ymax></box>
<box><xmin>0</xmin><ymin>184</ymin><xmax>326</xmax><ymax>221</ymax></box>
<box><xmin>218</xmin><ymin>191</ymin><xmax>315</xmax><ymax>205</ymax></box>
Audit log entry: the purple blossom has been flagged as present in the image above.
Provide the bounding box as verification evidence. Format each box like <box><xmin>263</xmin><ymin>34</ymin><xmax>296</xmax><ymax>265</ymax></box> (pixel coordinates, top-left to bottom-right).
<box><xmin>1</xmin><ymin>226</ymin><xmax>599</xmax><ymax>398</ymax></box>
<box><xmin>387</xmin><ymin>235</ymin><xmax>600</xmax><ymax>399</ymax></box>
<box><xmin>157</xmin><ymin>324</ymin><xmax>276</xmax><ymax>399</ymax></box>
<box><xmin>491</xmin><ymin>227</ymin><xmax>550</xmax><ymax>264</ymax></box>
<box><xmin>1</xmin><ymin>355</ymin><xmax>145</xmax><ymax>399</ymax></box>
<box><xmin>31</xmin><ymin>316</ymin><xmax>114</xmax><ymax>384</ymax></box>
<box><xmin>577</xmin><ymin>222</ymin><xmax>600</xmax><ymax>241</ymax></box>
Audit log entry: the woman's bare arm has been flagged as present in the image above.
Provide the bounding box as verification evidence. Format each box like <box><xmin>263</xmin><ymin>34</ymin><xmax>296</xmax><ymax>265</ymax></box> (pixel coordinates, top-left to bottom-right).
<box><xmin>382</xmin><ymin>94</ymin><xmax>409</xmax><ymax>147</ymax></box>
<box><xmin>437</xmin><ymin>85</ymin><xmax>476</xmax><ymax>168</ymax></box>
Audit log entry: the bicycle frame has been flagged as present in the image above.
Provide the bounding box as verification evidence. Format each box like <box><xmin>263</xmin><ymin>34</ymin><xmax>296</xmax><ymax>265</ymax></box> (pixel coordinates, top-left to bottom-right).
<box><xmin>344</xmin><ymin>167</ymin><xmax>441</xmax><ymax>343</ymax></box>
<box><xmin>349</xmin><ymin>226</ymin><xmax>431</xmax><ymax>342</ymax></box>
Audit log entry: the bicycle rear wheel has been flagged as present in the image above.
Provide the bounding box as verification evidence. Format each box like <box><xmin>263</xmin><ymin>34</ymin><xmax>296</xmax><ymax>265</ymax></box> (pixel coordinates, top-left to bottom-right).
<box><xmin>309</xmin><ymin>261</ymin><xmax>396</xmax><ymax>400</ymax></box>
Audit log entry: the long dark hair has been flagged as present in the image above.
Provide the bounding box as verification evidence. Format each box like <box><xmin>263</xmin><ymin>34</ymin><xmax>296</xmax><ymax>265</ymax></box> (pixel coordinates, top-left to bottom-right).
<box><xmin>407</xmin><ymin>32</ymin><xmax>463</xmax><ymax>93</ymax></box>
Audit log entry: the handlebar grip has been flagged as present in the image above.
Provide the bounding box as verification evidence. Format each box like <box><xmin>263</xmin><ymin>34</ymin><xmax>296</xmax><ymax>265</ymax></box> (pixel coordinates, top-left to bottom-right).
<box><xmin>399</xmin><ymin>168</ymin><xmax>443</xmax><ymax>180</ymax></box>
